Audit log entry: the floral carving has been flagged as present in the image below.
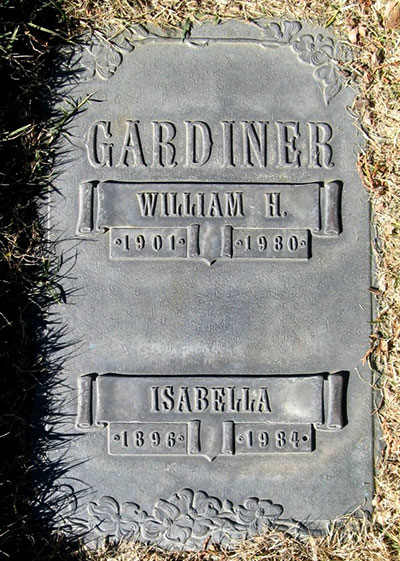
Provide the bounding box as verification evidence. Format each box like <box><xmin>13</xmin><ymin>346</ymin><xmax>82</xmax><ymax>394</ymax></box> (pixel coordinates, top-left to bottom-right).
<box><xmin>235</xmin><ymin>497</ymin><xmax>283</xmax><ymax>532</ymax></box>
<box><xmin>82</xmin><ymin>41</ymin><xmax>123</xmax><ymax>80</ymax></box>
<box><xmin>260</xmin><ymin>20</ymin><xmax>344</xmax><ymax>104</ymax></box>
<box><xmin>80</xmin><ymin>27</ymin><xmax>148</xmax><ymax>80</ymax></box>
<box><xmin>87</xmin><ymin>496</ymin><xmax>147</xmax><ymax>539</ymax></box>
<box><xmin>261</xmin><ymin>20</ymin><xmax>302</xmax><ymax>46</ymax></box>
<box><xmin>292</xmin><ymin>33</ymin><xmax>335</xmax><ymax>65</ymax></box>
<box><xmin>57</xmin><ymin>488</ymin><xmax>305</xmax><ymax>549</ymax></box>
<box><xmin>142</xmin><ymin>490</ymin><xmax>214</xmax><ymax>544</ymax></box>
<box><xmin>77</xmin><ymin>21</ymin><xmax>345</xmax><ymax>105</ymax></box>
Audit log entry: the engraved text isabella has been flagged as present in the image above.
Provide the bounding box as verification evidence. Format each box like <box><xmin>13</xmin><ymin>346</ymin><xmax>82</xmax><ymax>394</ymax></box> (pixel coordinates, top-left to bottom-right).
<box><xmin>150</xmin><ymin>385</ymin><xmax>272</xmax><ymax>414</ymax></box>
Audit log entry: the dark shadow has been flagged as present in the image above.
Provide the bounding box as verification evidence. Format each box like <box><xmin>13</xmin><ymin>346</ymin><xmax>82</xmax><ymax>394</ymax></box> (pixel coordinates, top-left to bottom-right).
<box><xmin>0</xmin><ymin>3</ymin><xmax>100</xmax><ymax>559</ymax></box>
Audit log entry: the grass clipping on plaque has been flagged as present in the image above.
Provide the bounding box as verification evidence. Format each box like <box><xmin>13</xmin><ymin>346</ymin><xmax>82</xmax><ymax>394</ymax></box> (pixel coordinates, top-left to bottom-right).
<box><xmin>0</xmin><ymin>1</ymin><xmax>399</xmax><ymax>560</ymax></box>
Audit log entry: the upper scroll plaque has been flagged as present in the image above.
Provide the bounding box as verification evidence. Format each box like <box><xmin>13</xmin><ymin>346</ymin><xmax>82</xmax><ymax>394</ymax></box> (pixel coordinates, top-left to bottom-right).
<box><xmin>43</xmin><ymin>21</ymin><xmax>374</xmax><ymax>550</ymax></box>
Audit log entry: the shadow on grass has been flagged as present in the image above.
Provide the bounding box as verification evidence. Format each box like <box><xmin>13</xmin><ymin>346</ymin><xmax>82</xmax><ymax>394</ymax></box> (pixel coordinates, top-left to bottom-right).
<box><xmin>0</xmin><ymin>2</ymin><xmax>97</xmax><ymax>559</ymax></box>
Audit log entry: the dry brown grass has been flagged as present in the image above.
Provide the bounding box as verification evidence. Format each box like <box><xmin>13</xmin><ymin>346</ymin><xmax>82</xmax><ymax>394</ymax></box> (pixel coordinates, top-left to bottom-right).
<box><xmin>23</xmin><ymin>0</ymin><xmax>400</xmax><ymax>559</ymax></box>
<box><xmin>79</xmin><ymin>517</ymin><xmax>396</xmax><ymax>561</ymax></box>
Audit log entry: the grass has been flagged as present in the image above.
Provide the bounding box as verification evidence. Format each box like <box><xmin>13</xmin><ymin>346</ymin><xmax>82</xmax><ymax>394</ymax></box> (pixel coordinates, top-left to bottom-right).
<box><xmin>0</xmin><ymin>0</ymin><xmax>399</xmax><ymax>560</ymax></box>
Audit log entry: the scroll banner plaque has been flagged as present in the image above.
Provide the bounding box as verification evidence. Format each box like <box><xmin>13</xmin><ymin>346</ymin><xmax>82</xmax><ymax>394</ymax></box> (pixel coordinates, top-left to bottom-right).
<box><xmin>77</xmin><ymin>373</ymin><xmax>346</xmax><ymax>460</ymax></box>
<box><xmin>77</xmin><ymin>181</ymin><xmax>342</xmax><ymax>263</ymax></box>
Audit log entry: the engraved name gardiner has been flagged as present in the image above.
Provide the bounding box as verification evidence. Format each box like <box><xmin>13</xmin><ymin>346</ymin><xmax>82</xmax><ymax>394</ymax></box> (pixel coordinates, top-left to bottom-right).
<box><xmin>86</xmin><ymin>120</ymin><xmax>334</xmax><ymax>169</ymax></box>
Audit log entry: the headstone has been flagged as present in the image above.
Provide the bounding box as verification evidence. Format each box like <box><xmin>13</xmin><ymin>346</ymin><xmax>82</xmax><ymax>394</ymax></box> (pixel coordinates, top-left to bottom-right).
<box><xmin>42</xmin><ymin>20</ymin><xmax>374</xmax><ymax>549</ymax></box>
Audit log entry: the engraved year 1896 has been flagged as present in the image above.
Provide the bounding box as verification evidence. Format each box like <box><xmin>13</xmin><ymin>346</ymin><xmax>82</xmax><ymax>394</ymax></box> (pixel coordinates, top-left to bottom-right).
<box><xmin>109</xmin><ymin>422</ymin><xmax>189</xmax><ymax>455</ymax></box>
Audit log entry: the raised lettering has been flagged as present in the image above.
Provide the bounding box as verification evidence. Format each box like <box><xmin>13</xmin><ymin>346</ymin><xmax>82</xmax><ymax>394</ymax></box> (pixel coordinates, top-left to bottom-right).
<box><xmin>225</xmin><ymin>192</ymin><xmax>244</xmax><ymax>217</ymax></box>
<box><xmin>194</xmin><ymin>387</ymin><xmax>209</xmax><ymax>411</ymax></box>
<box><xmin>207</xmin><ymin>193</ymin><xmax>223</xmax><ymax>217</ymax></box>
<box><xmin>86</xmin><ymin>120</ymin><xmax>113</xmax><ymax>168</ymax></box>
<box><xmin>177</xmin><ymin>387</ymin><xmax>192</xmax><ymax>412</ymax></box>
<box><xmin>150</xmin><ymin>387</ymin><xmax>160</xmax><ymax>412</ymax></box>
<box><xmin>221</xmin><ymin>121</ymin><xmax>235</xmax><ymax>167</ymax></box>
<box><xmin>148</xmin><ymin>385</ymin><xmax>274</xmax><ymax>414</ymax></box>
<box><xmin>308</xmin><ymin>122</ymin><xmax>334</xmax><ymax>168</ymax></box>
<box><xmin>137</xmin><ymin>193</ymin><xmax>158</xmax><ymax>217</ymax></box>
<box><xmin>256</xmin><ymin>388</ymin><xmax>272</xmax><ymax>412</ymax></box>
<box><xmin>184</xmin><ymin>121</ymin><xmax>213</xmax><ymax>166</ymax></box>
<box><xmin>160</xmin><ymin>386</ymin><xmax>174</xmax><ymax>411</ymax></box>
<box><xmin>265</xmin><ymin>193</ymin><xmax>282</xmax><ymax>218</ymax></box>
<box><xmin>117</xmin><ymin>120</ymin><xmax>146</xmax><ymax>167</ymax></box>
<box><xmin>241</xmin><ymin>121</ymin><xmax>268</xmax><ymax>167</ymax></box>
<box><xmin>152</xmin><ymin>121</ymin><xmax>177</xmax><ymax>167</ymax></box>
<box><xmin>85</xmin><ymin>119</ymin><xmax>336</xmax><ymax>170</ymax></box>
<box><xmin>211</xmin><ymin>387</ymin><xmax>225</xmax><ymax>412</ymax></box>
<box><xmin>276</xmin><ymin>121</ymin><xmax>300</xmax><ymax>168</ymax></box>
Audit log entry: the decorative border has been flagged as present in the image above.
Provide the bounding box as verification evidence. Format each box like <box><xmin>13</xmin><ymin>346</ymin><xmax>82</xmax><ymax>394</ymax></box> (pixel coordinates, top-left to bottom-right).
<box><xmin>57</xmin><ymin>486</ymin><xmax>306</xmax><ymax>549</ymax></box>
<box><xmin>78</xmin><ymin>21</ymin><xmax>348</xmax><ymax>105</ymax></box>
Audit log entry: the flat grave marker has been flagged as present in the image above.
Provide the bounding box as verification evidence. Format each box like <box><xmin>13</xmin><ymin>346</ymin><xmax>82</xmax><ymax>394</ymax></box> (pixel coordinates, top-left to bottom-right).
<box><xmin>43</xmin><ymin>20</ymin><xmax>375</xmax><ymax>549</ymax></box>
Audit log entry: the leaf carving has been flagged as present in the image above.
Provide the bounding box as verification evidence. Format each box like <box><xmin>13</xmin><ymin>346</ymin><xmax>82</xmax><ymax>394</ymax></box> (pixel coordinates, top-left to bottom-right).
<box><xmin>259</xmin><ymin>20</ymin><xmax>344</xmax><ymax>105</ymax></box>
<box><xmin>324</xmin><ymin>81</ymin><xmax>342</xmax><ymax>105</ymax></box>
<box><xmin>95</xmin><ymin>46</ymin><xmax>122</xmax><ymax>80</ymax></box>
<box><xmin>262</xmin><ymin>20</ymin><xmax>302</xmax><ymax>46</ymax></box>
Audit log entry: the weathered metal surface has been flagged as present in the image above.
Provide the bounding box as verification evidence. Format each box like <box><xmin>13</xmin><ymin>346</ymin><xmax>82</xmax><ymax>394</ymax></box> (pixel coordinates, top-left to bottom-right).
<box><xmin>42</xmin><ymin>20</ymin><xmax>374</xmax><ymax>550</ymax></box>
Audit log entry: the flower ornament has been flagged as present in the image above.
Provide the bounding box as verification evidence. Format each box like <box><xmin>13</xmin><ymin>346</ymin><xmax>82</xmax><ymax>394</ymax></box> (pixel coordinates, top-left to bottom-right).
<box><xmin>142</xmin><ymin>498</ymin><xmax>196</xmax><ymax>544</ymax></box>
<box><xmin>167</xmin><ymin>489</ymin><xmax>217</xmax><ymax>538</ymax></box>
<box><xmin>142</xmin><ymin>499</ymin><xmax>190</xmax><ymax>543</ymax></box>
<box><xmin>78</xmin><ymin>22</ymin><xmax>344</xmax><ymax>105</ymax></box>
<box><xmin>236</xmin><ymin>498</ymin><xmax>283</xmax><ymax>533</ymax></box>
<box><xmin>111</xmin><ymin>28</ymin><xmax>137</xmax><ymax>53</ymax></box>
<box><xmin>260</xmin><ymin>21</ymin><xmax>344</xmax><ymax>104</ymax></box>
<box><xmin>81</xmin><ymin>40</ymin><xmax>124</xmax><ymax>80</ymax></box>
<box><xmin>79</xmin><ymin>27</ymin><xmax>151</xmax><ymax>80</ymax></box>
<box><xmin>142</xmin><ymin>489</ymin><xmax>220</xmax><ymax>544</ymax></box>
<box><xmin>80</xmin><ymin>28</ymin><xmax>139</xmax><ymax>80</ymax></box>
<box><xmin>48</xmin><ymin>484</ymin><xmax>91</xmax><ymax>535</ymax></box>
<box><xmin>87</xmin><ymin>496</ymin><xmax>146</xmax><ymax>539</ymax></box>
<box><xmin>292</xmin><ymin>33</ymin><xmax>335</xmax><ymax>66</ymax></box>
<box><xmin>262</xmin><ymin>20</ymin><xmax>302</xmax><ymax>46</ymax></box>
<box><xmin>70</xmin><ymin>489</ymin><xmax>297</xmax><ymax>547</ymax></box>
<box><xmin>193</xmin><ymin>491</ymin><xmax>222</xmax><ymax>518</ymax></box>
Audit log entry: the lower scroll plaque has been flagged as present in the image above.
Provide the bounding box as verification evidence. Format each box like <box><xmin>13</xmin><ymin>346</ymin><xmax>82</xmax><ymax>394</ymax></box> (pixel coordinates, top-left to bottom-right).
<box><xmin>76</xmin><ymin>373</ymin><xmax>346</xmax><ymax>459</ymax></box>
<box><xmin>42</xmin><ymin>20</ymin><xmax>375</xmax><ymax>551</ymax></box>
